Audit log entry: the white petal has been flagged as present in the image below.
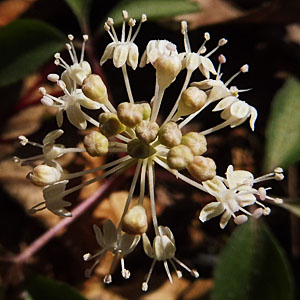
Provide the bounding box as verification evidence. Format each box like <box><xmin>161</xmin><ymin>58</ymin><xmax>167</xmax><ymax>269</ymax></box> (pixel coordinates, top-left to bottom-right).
<box><xmin>43</xmin><ymin>129</ymin><xmax>64</xmax><ymax>145</ymax></box>
<box><xmin>66</xmin><ymin>104</ymin><xmax>87</xmax><ymax>130</ymax></box>
<box><xmin>56</xmin><ymin>108</ymin><xmax>64</xmax><ymax>128</ymax></box>
<box><xmin>199</xmin><ymin>63</ymin><xmax>210</xmax><ymax>79</ymax></box>
<box><xmin>158</xmin><ymin>226</ymin><xmax>175</xmax><ymax>244</ymax></box>
<box><xmin>113</xmin><ymin>44</ymin><xmax>129</xmax><ymax>68</ymax></box>
<box><xmin>249</xmin><ymin>106</ymin><xmax>257</xmax><ymax>131</ymax></box>
<box><xmin>226</xmin><ymin>165</ymin><xmax>254</xmax><ymax>189</ymax></box>
<box><xmin>200</xmin><ymin>56</ymin><xmax>217</xmax><ymax>75</ymax></box>
<box><xmin>93</xmin><ymin>224</ymin><xmax>105</xmax><ymax>248</ymax></box>
<box><xmin>199</xmin><ymin>202</ymin><xmax>224</xmax><ymax>222</ymax></box>
<box><xmin>78</xmin><ymin>96</ymin><xmax>101</xmax><ymax>109</ymax></box>
<box><xmin>139</xmin><ymin>49</ymin><xmax>148</xmax><ymax>67</ymax></box>
<box><xmin>202</xmin><ymin>177</ymin><xmax>227</xmax><ymax>197</ymax></box>
<box><xmin>213</xmin><ymin>96</ymin><xmax>237</xmax><ymax>112</ymax></box>
<box><xmin>161</xmin><ymin>235</ymin><xmax>175</xmax><ymax>259</ymax></box>
<box><xmin>220</xmin><ymin>210</ymin><xmax>232</xmax><ymax>229</ymax></box>
<box><xmin>102</xmin><ymin>219</ymin><xmax>117</xmax><ymax>246</ymax></box>
<box><xmin>207</xmin><ymin>85</ymin><xmax>230</xmax><ymax>102</ymax></box>
<box><xmin>186</xmin><ymin>53</ymin><xmax>201</xmax><ymax>71</ymax></box>
<box><xmin>142</xmin><ymin>233</ymin><xmax>154</xmax><ymax>258</ymax></box>
<box><xmin>127</xmin><ymin>43</ymin><xmax>139</xmax><ymax>70</ymax></box>
<box><xmin>230</xmin><ymin>101</ymin><xmax>250</xmax><ymax>119</ymax></box>
<box><xmin>100</xmin><ymin>42</ymin><xmax>115</xmax><ymax>66</ymax></box>
<box><xmin>122</xmin><ymin>234</ymin><xmax>141</xmax><ymax>255</ymax></box>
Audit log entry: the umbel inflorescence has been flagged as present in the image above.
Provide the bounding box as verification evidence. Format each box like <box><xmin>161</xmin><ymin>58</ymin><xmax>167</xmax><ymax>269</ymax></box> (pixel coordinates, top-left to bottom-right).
<box><xmin>14</xmin><ymin>11</ymin><xmax>284</xmax><ymax>291</ymax></box>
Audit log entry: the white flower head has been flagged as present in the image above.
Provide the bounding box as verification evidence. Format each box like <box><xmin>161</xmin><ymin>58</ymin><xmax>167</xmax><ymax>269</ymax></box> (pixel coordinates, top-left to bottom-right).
<box><xmin>40</xmin><ymin>78</ymin><xmax>101</xmax><ymax>130</ymax></box>
<box><xmin>141</xmin><ymin>226</ymin><xmax>198</xmax><ymax>291</ymax></box>
<box><xmin>100</xmin><ymin>11</ymin><xmax>147</xmax><ymax>70</ymax></box>
<box><xmin>83</xmin><ymin>219</ymin><xmax>140</xmax><ymax>281</ymax></box>
<box><xmin>54</xmin><ymin>34</ymin><xmax>91</xmax><ymax>86</ymax></box>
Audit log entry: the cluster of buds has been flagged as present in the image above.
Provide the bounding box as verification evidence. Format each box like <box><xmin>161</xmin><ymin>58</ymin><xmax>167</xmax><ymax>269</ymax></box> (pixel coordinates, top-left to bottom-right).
<box><xmin>14</xmin><ymin>10</ymin><xmax>284</xmax><ymax>291</ymax></box>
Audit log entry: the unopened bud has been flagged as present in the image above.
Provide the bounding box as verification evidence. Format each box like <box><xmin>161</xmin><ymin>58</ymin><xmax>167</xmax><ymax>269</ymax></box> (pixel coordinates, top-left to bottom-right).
<box><xmin>117</xmin><ymin>102</ymin><xmax>144</xmax><ymax>128</ymax></box>
<box><xmin>177</xmin><ymin>87</ymin><xmax>207</xmax><ymax>116</ymax></box>
<box><xmin>154</xmin><ymin>55</ymin><xmax>182</xmax><ymax>89</ymax></box>
<box><xmin>122</xmin><ymin>205</ymin><xmax>148</xmax><ymax>234</ymax></box>
<box><xmin>167</xmin><ymin>145</ymin><xmax>194</xmax><ymax>170</ymax></box>
<box><xmin>99</xmin><ymin>112</ymin><xmax>126</xmax><ymax>137</ymax></box>
<box><xmin>138</xmin><ymin>102</ymin><xmax>152</xmax><ymax>120</ymax></box>
<box><xmin>187</xmin><ymin>156</ymin><xmax>216</xmax><ymax>182</ymax></box>
<box><xmin>158</xmin><ymin>122</ymin><xmax>182</xmax><ymax>148</ymax></box>
<box><xmin>84</xmin><ymin>131</ymin><xmax>109</xmax><ymax>156</ymax></box>
<box><xmin>82</xmin><ymin>74</ymin><xmax>109</xmax><ymax>105</ymax></box>
<box><xmin>135</xmin><ymin>120</ymin><xmax>159</xmax><ymax>144</ymax></box>
<box><xmin>27</xmin><ymin>165</ymin><xmax>62</xmax><ymax>187</ymax></box>
<box><xmin>181</xmin><ymin>132</ymin><xmax>207</xmax><ymax>156</ymax></box>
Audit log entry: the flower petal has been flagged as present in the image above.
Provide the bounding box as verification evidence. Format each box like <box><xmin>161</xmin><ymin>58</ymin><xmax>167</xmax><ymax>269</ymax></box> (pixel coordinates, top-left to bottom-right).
<box><xmin>127</xmin><ymin>43</ymin><xmax>139</xmax><ymax>70</ymax></box>
<box><xmin>199</xmin><ymin>202</ymin><xmax>225</xmax><ymax>222</ymax></box>
<box><xmin>213</xmin><ymin>96</ymin><xmax>237</xmax><ymax>112</ymax></box>
<box><xmin>220</xmin><ymin>210</ymin><xmax>232</xmax><ymax>229</ymax></box>
<box><xmin>56</xmin><ymin>108</ymin><xmax>64</xmax><ymax>128</ymax></box>
<box><xmin>100</xmin><ymin>42</ymin><xmax>115</xmax><ymax>66</ymax></box>
<box><xmin>113</xmin><ymin>44</ymin><xmax>129</xmax><ymax>68</ymax></box>
<box><xmin>66</xmin><ymin>104</ymin><xmax>87</xmax><ymax>130</ymax></box>
<box><xmin>93</xmin><ymin>224</ymin><xmax>105</xmax><ymax>248</ymax></box>
<box><xmin>43</xmin><ymin>129</ymin><xmax>64</xmax><ymax>145</ymax></box>
<box><xmin>249</xmin><ymin>106</ymin><xmax>257</xmax><ymax>131</ymax></box>
<box><xmin>142</xmin><ymin>233</ymin><xmax>154</xmax><ymax>258</ymax></box>
<box><xmin>102</xmin><ymin>219</ymin><xmax>117</xmax><ymax>246</ymax></box>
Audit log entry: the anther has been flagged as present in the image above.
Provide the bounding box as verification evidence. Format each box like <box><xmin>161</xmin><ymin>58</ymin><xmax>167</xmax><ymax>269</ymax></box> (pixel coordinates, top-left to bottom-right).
<box><xmin>218</xmin><ymin>54</ymin><xmax>226</xmax><ymax>64</ymax></box>
<box><xmin>107</xmin><ymin>17</ymin><xmax>114</xmax><ymax>26</ymax></box>
<box><xmin>240</xmin><ymin>64</ymin><xmax>249</xmax><ymax>73</ymax></box>
<box><xmin>129</xmin><ymin>18</ymin><xmax>136</xmax><ymax>27</ymax></box>
<box><xmin>18</xmin><ymin>135</ymin><xmax>28</xmax><ymax>146</ymax></box>
<box><xmin>83</xmin><ymin>34</ymin><xmax>89</xmax><ymax>41</ymax></box>
<box><xmin>204</xmin><ymin>32</ymin><xmax>210</xmax><ymax>41</ymax></box>
<box><xmin>263</xmin><ymin>207</ymin><xmax>271</xmax><ymax>215</ymax></box>
<box><xmin>103</xmin><ymin>274</ymin><xmax>112</xmax><ymax>284</ymax></box>
<box><xmin>38</xmin><ymin>87</ymin><xmax>47</xmax><ymax>96</ymax></box>
<box><xmin>142</xmin><ymin>282</ymin><xmax>148</xmax><ymax>292</ymax></box>
<box><xmin>141</xmin><ymin>14</ymin><xmax>147</xmax><ymax>22</ymax></box>
<box><xmin>47</xmin><ymin>73</ymin><xmax>59</xmax><ymax>82</ymax></box>
<box><xmin>54</xmin><ymin>53</ymin><xmax>60</xmax><ymax>59</ymax></box>
<box><xmin>68</xmin><ymin>34</ymin><xmax>74</xmax><ymax>41</ymax></box>
<box><xmin>104</xmin><ymin>23</ymin><xmax>110</xmax><ymax>31</ymax></box>
<box><xmin>122</xmin><ymin>10</ymin><xmax>128</xmax><ymax>19</ymax></box>
<box><xmin>191</xmin><ymin>269</ymin><xmax>199</xmax><ymax>278</ymax></box>
<box><xmin>83</xmin><ymin>253</ymin><xmax>92</xmax><ymax>261</ymax></box>
<box><xmin>218</xmin><ymin>38</ymin><xmax>228</xmax><ymax>46</ymax></box>
<box><xmin>253</xmin><ymin>208</ymin><xmax>264</xmax><ymax>219</ymax></box>
<box><xmin>234</xmin><ymin>214</ymin><xmax>248</xmax><ymax>225</ymax></box>
<box><xmin>258</xmin><ymin>187</ymin><xmax>267</xmax><ymax>200</ymax></box>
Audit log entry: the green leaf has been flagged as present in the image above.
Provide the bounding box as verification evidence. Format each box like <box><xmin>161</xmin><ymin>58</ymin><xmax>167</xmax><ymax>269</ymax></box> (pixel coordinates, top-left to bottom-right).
<box><xmin>264</xmin><ymin>77</ymin><xmax>300</xmax><ymax>170</ymax></box>
<box><xmin>103</xmin><ymin>0</ymin><xmax>199</xmax><ymax>27</ymax></box>
<box><xmin>212</xmin><ymin>220</ymin><xmax>294</xmax><ymax>300</ymax></box>
<box><xmin>26</xmin><ymin>273</ymin><xmax>88</xmax><ymax>300</ymax></box>
<box><xmin>0</xmin><ymin>19</ymin><xmax>65</xmax><ymax>87</ymax></box>
<box><xmin>64</xmin><ymin>0</ymin><xmax>92</xmax><ymax>24</ymax></box>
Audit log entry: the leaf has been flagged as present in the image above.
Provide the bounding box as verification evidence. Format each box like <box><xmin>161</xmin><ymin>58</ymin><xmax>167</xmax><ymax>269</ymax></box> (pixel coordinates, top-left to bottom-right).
<box><xmin>0</xmin><ymin>19</ymin><xmax>65</xmax><ymax>87</ymax></box>
<box><xmin>211</xmin><ymin>220</ymin><xmax>294</xmax><ymax>300</ymax></box>
<box><xmin>26</xmin><ymin>272</ymin><xmax>88</xmax><ymax>300</ymax></box>
<box><xmin>64</xmin><ymin>0</ymin><xmax>92</xmax><ymax>24</ymax></box>
<box><xmin>264</xmin><ymin>77</ymin><xmax>300</xmax><ymax>171</ymax></box>
<box><xmin>102</xmin><ymin>0</ymin><xmax>199</xmax><ymax>27</ymax></box>
<box><xmin>281</xmin><ymin>200</ymin><xmax>300</xmax><ymax>218</ymax></box>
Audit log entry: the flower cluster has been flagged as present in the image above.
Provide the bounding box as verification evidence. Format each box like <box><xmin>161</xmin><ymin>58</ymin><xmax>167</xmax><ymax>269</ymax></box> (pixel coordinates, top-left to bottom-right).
<box><xmin>14</xmin><ymin>11</ymin><xmax>284</xmax><ymax>291</ymax></box>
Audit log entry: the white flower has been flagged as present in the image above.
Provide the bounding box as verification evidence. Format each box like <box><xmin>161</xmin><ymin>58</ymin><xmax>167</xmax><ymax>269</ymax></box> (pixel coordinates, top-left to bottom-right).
<box><xmin>200</xmin><ymin>165</ymin><xmax>278</xmax><ymax>228</ymax></box>
<box><xmin>140</xmin><ymin>40</ymin><xmax>178</xmax><ymax>67</ymax></box>
<box><xmin>141</xmin><ymin>226</ymin><xmax>198</xmax><ymax>291</ymax></box>
<box><xmin>100</xmin><ymin>12</ymin><xmax>147</xmax><ymax>70</ymax></box>
<box><xmin>40</xmin><ymin>78</ymin><xmax>101</xmax><ymax>130</ymax></box>
<box><xmin>83</xmin><ymin>219</ymin><xmax>140</xmax><ymax>281</ymax></box>
<box><xmin>212</xmin><ymin>94</ymin><xmax>257</xmax><ymax>130</ymax></box>
<box><xmin>29</xmin><ymin>180</ymin><xmax>72</xmax><ymax>217</ymax></box>
<box><xmin>54</xmin><ymin>34</ymin><xmax>91</xmax><ymax>86</ymax></box>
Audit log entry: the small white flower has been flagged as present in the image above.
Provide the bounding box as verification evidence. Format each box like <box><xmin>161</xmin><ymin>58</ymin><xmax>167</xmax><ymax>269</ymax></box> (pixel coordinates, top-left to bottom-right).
<box><xmin>54</xmin><ymin>34</ymin><xmax>91</xmax><ymax>86</ymax></box>
<box><xmin>83</xmin><ymin>219</ymin><xmax>140</xmax><ymax>280</ymax></box>
<box><xmin>100</xmin><ymin>12</ymin><xmax>147</xmax><ymax>69</ymax></box>
<box><xmin>200</xmin><ymin>165</ymin><xmax>278</xmax><ymax>228</ymax></box>
<box><xmin>139</xmin><ymin>40</ymin><xmax>178</xmax><ymax>67</ymax></box>
<box><xmin>141</xmin><ymin>226</ymin><xmax>198</xmax><ymax>291</ymax></box>
<box><xmin>40</xmin><ymin>79</ymin><xmax>101</xmax><ymax>130</ymax></box>
<box><xmin>213</xmin><ymin>94</ymin><xmax>257</xmax><ymax>131</ymax></box>
<box><xmin>29</xmin><ymin>180</ymin><xmax>72</xmax><ymax>217</ymax></box>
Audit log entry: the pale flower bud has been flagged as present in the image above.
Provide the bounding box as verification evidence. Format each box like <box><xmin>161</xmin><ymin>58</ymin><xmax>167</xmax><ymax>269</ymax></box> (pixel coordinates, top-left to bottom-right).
<box><xmin>117</xmin><ymin>102</ymin><xmax>143</xmax><ymax>128</ymax></box>
<box><xmin>82</xmin><ymin>74</ymin><xmax>109</xmax><ymax>105</ymax></box>
<box><xmin>122</xmin><ymin>205</ymin><xmax>148</xmax><ymax>235</ymax></box>
<box><xmin>158</xmin><ymin>122</ymin><xmax>182</xmax><ymax>147</ymax></box>
<box><xmin>167</xmin><ymin>145</ymin><xmax>194</xmax><ymax>170</ymax></box>
<box><xmin>127</xmin><ymin>139</ymin><xmax>156</xmax><ymax>159</ymax></box>
<box><xmin>83</xmin><ymin>131</ymin><xmax>109</xmax><ymax>157</ymax></box>
<box><xmin>181</xmin><ymin>132</ymin><xmax>207</xmax><ymax>156</ymax></box>
<box><xmin>135</xmin><ymin>120</ymin><xmax>159</xmax><ymax>144</ymax></box>
<box><xmin>99</xmin><ymin>112</ymin><xmax>126</xmax><ymax>137</ymax></box>
<box><xmin>138</xmin><ymin>102</ymin><xmax>152</xmax><ymax>120</ymax></box>
<box><xmin>28</xmin><ymin>165</ymin><xmax>62</xmax><ymax>187</ymax></box>
<box><xmin>154</xmin><ymin>54</ymin><xmax>182</xmax><ymax>89</ymax></box>
<box><xmin>187</xmin><ymin>156</ymin><xmax>216</xmax><ymax>182</ymax></box>
<box><xmin>177</xmin><ymin>87</ymin><xmax>207</xmax><ymax>116</ymax></box>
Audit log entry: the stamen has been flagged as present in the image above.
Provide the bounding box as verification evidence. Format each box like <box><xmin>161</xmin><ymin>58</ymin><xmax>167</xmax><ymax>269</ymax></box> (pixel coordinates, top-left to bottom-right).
<box><xmin>68</xmin><ymin>34</ymin><xmax>78</xmax><ymax>63</ymax></box>
<box><xmin>204</xmin><ymin>38</ymin><xmax>227</xmax><ymax>57</ymax></box>
<box><xmin>47</xmin><ymin>73</ymin><xmax>59</xmax><ymax>82</ymax></box>
<box><xmin>121</xmin><ymin>257</ymin><xmax>131</xmax><ymax>279</ymax></box>
<box><xmin>181</xmin><ymin>21</ymin><xmax>191</xmax><ymax>53</ymax></box>
<box><xmin>225</xmin><ymin>64</ymin><xmax>248</xmax><ymax>86</ymax></box>
<box><xmin>41</xmin><ymin>96</ymin><xmax>54</xmax><ymax>106</ymax></box>
<box><xmin>80</xmin><ymin>35</ymin><xmax>88</xmax><ymax>63</ymax></box>
<box><xmin>38</xmin><ymin>87</ymin><xmax>47</xmax><ymax>96</ymax></box>
<box><xmin>164</xmin><ymin>261</ymin><xmax>173</xmax><ymax>284</ymax></box>
<box><xmin>142</xmin><ymin>259</ymin><xmax>157</xmax><ymax>291</ymax></box>
<box><xmin>66</xmin><ymin>43</ymin><xmax>75</xmax><ymax>63</ymax></box>
<box><xmin>84</xmin><ymin>259</ymin><xmax>100</xmax><ymax>278</ymax></box>
<box><xmin>130</xmin><ymin>14</ymin><xmax>147</xmax><ymax>42</ymax></box>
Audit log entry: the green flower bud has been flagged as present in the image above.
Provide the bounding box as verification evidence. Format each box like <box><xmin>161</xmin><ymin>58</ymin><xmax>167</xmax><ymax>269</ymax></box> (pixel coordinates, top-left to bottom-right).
<box><xmin>138</xmin><ymin>102</ymin><xmax>152</xmax><ymax>120</ymax></box>
<box><xmin>181</xmin><ymin>132</ymin><xmax>207</xmax><ymax>156</ymax></box>
<box><xmin>187</xmin><ymin>156</ymin><xmax>216</xmax><ymax>182</ymax></box>
<box><xmin>158</xmin><ymin>122</ymin><xmax>182</xmax><ymax>147</ymax></box>
<box><xmin>122</xmin><ymin>205</ymin><xmax>148</xmax><ymax>235</ymax></box>
<box><xmin>135</xmin><ymin>120</ymin><xmax>159</xmax><ymax>144</ymax></box>
<box><xmin>82</xmin><ymin>74</ymin><xmax>109</xmax><ymax>105</ymax></box>
<box><xmin>154</xmin><ymin>55</ymin><xmax>182</xmax><ymax>89</ymax></box>
<box><xmin>117</xmin><ymin>102</ymin><xmax>143</xmax><ymax>128</ymax></box>
<box><xmin>99</xmin><ymin>112</ymin><xmax>126</xmax><ymax>137</ymax></box>
<box><xmin>127</xmin><ymin>139</ymin><xmax>156</xmax><ymax>159</ymax></box>
<box><xmin>83</xmin><ymin>131</ymin><xmax>109</xmax><ymax>156</ymax></box>
<box><xmin>177</xmin><ymin>86</ymin><xmax>207</xmax><ymax>116</ymax></box>
<box><xmin>167</xmin><ymin>145</ymin><xmax>193</xmax><ymax>170</ymax></box>
<box><xmin>27</xmin><ymin>165</ymin><xmax>62</xmax><ymax>187</ymax></box>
